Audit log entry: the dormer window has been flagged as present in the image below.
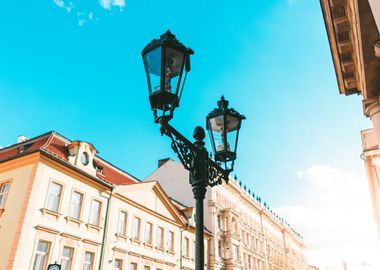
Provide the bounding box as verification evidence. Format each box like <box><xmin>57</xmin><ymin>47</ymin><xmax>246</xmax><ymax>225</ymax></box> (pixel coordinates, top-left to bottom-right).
<box><xmin>81</xmin><ymin>152</ymin><xmax>89</xmax><ymax>166</ymax></box>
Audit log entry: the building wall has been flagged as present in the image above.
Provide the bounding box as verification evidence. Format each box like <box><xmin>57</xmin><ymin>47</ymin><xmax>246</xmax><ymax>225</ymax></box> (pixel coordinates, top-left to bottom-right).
<box><xmin>5</xmin><ymin>156</ymin><xmax>110</xmax><ymax>270</ymax></box>
<box><xmin>361</xmin><ymin>128</ymin><xmax>380</xmax><ymax>240</ymax></box>
<box><xmin>0</xmin><ymin>154</ymin><xmax>38</xmax><ymax>270</ymax></box>
<box><xmin>103</xmin><ymin>186</ymin><xmax>206</xmax><ymax>270</ymax></box>
<box><xmin>146</xmin><ymin>159</ymin><xmax>307</xmax><ymax>270</ymax></box>
<box><xmin>0</xmin><ymin>153</ymin><xmax>207</xmax><ymax>270</ymax></box>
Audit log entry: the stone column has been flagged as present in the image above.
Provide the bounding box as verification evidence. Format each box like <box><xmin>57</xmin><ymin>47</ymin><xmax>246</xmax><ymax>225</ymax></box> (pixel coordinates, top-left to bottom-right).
<box><xmin>364</xmin><ymin>97</ymin><xmax>380</xmax><ymax>147</ymax></box>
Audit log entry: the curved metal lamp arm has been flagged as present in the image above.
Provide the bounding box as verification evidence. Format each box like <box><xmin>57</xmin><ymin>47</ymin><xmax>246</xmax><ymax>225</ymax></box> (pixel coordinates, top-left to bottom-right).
<box><xmin>158</xmin><ymin>119</ymin><xmax>230</xmax><ymax>186</ymax></box>
<box><xmin>159</xmin><ymin>120</ymin><xmax>195</xmax><ymax>171</ymax></box>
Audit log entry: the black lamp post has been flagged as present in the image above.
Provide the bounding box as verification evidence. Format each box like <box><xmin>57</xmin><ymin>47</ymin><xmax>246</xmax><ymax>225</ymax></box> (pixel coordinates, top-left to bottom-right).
<box><xmin>142</xmin><ymin>31</ymin><xmax>245</xmax><ymax>270</ymax></box>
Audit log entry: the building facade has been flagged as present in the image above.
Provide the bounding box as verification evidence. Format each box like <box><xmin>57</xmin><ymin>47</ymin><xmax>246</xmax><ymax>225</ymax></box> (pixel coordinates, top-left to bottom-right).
<box><xmin>0</xmin><ymin>132</ymin><xmax>205</xmax><ymax>270</ymax></box>
<box><xmin>146</xmin><ymin>159</ymin><xmax>307</xmax><ymax>270</ymax></box>
<box><xmin>320</xmin><ymin>0</ymin><xmax>380</xmax><ymax>240</ymax></box>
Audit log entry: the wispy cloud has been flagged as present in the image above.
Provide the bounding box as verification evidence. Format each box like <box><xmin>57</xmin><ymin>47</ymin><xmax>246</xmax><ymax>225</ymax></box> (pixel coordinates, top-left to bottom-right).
<box><xmin>99</xmin><ymin>0</ymin><xmax>126</xmax><ymax>10</ymax></box>
<box><xmin>276</xmin><ymin>165</ymin><xmax>380</xmax><ymax>269</ymax></box>
<box><xmin>77</xmin><ymin>12</ymin><xmax>95</xmax><ymax>27</ymax></box>
<box><xmin>53</xmin><ymin>0</ymin><xmax>74</xmax><ymax>13</ymax></box>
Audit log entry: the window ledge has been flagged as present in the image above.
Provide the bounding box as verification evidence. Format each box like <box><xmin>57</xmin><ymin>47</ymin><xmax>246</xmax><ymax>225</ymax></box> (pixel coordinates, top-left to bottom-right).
<box><xmin>143</xmin><ymin>242</ymin><xmax>153</xmax><ymax>248</ymax></box>
<box><xmin>86</xmin><ymin>223</ymin><xmax>102</xmax><ymax>233</ymax></box>
<box><xmin>167</xmin><ymin>250</ymin><xmax>175</xmax><ymax>255</ymax></box>
<box><xmin>65</xmin><ymin>216</ymin><xmax>83</xmax><ymax>225</ymax></box>
<box><xmin>115</xmin><ymin>233</ymin><xmax>127</xmax><ymax>240</ymax></box>
<box><xmin>131</xmin><ymin>238</ymin><xmax>141</xmax><ymax>245</ymax></box>
<box><xmin>156</xmin><ymin>247</ymin><xmax>165</xmax><ymax>252</ymax></box>
<box><xmin>40</xmin><ymin>208</ymin><xmax>61</xmax><ymax>220</ymax></box>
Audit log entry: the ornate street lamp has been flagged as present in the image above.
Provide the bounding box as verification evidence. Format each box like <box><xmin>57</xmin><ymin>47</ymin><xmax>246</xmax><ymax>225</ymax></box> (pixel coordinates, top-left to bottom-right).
<box><xmin>142</xmin><ymin>31</ymin><xmax>245</xmax><ymax>270</ymax></box>
<box><xmin>142</xmin><ymin>30</ymin><xmax>194</xmax><ymax>122</ymax></box>
<box><xmin>207</xmin><ymin>96</ymin><xmax>246</xmax><ymax>172</ymax></box>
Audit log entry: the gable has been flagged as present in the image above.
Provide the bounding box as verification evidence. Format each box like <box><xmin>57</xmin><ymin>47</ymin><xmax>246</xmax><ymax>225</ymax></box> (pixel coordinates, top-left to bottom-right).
<box><xmin>125</xmin><ymin>189</ymin><xmax>176</xmax><ymax>221</ymax></box>
<box><xmin>115</xmin><ymin>182</ymin><xmax>185</xmax><ymax>225</ymax></box>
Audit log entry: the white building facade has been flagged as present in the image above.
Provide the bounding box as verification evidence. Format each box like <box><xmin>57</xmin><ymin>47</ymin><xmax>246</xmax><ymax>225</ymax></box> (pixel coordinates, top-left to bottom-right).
<box><xmin>146</xmin><ymin>159</ymin><xmax>307</xmax><ymax>270</ymax></box>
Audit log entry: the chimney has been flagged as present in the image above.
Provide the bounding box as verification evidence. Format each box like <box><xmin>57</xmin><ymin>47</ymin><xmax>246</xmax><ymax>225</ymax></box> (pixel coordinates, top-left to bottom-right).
<box><xmin>158</xmin><ymin>158</ymin><xmax>170</xmax><ymax>168</ymax></box>
<box><xmin>17</xmin><ymin>135</ymin><xmax>29</xmax><ymax>143</ymax></box>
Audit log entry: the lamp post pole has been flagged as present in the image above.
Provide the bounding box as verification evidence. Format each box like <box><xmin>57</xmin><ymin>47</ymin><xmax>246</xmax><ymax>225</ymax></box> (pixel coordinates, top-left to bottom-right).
<box><xmin>142</xmin><ymin>31</ymin><xmax>245</xmax><ymax>270</ymax></box>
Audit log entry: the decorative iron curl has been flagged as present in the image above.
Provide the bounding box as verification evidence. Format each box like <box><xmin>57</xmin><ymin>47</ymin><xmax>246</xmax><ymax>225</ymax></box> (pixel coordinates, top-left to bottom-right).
<box><xmin>208</xmin><ymin>160</ymin><xmax>228</xmax><ymax>187</ymax></box>
<box><xmin>160</xmin><ymin>122</ymin><xmax>194</xmax><ymax>171</ymax></box>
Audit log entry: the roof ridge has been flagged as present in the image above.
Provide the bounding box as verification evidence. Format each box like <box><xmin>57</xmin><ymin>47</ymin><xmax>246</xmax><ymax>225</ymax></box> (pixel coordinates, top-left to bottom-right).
<box><xmin>0</xmin><ymin>131</ymin><xmax>54</xmax><ymax>153</ymax></box>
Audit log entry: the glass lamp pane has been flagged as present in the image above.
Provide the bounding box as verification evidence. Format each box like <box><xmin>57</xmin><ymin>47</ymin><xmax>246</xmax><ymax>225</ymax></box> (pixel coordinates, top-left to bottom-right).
<box><xmin>209</xmin><ymin>115</ymin><xmax>228</xmax><ymax>153</ymax></box>
<box><xmin>209</xmin><ymin>115</ymin><xmax>224</xmax><ymax>132</ymax></box>
<box><xmin>164</xmin><ymin>47</ymin><xmax>185</xmax><ymax>94</ymax></box>
<box><xmin>225</xmin><ymin>115</ymin><xmax>240</xmax><ymax>132</ymax></box>
<box><xmin>145</xmin><ymin>47</ymin><xmax>162</xmax><ymax>93</ymax></box>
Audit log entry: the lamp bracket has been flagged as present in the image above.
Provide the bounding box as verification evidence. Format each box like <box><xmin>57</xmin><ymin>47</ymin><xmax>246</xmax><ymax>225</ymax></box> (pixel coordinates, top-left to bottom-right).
<box><xmin>159</xmin><ymin>120</ymin><xmax>230</xmax><ymax>187</ymax></box>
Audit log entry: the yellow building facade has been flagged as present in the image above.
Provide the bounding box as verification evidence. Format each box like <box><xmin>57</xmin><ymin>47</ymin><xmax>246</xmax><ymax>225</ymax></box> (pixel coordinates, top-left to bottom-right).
<box><xmin>0</xmin><ymin>132</ymin><xmax>205</xmax><ymax>270</ymax></box>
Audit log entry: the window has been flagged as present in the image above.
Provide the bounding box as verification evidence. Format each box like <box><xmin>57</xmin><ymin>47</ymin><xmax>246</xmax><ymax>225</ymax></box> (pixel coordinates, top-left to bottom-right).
<box><xmin>69</xmin><ymin>191</ymin><xmax>83</xmax><ymax>220</ymax></box>
<box><xmin>183</xmin><ymin>237</ymin><xmax>189</xmax><ymax>257</ymax></box>
<box><xmin>132</xmin><ymin>217</ymin><xmax>140</xmax><ymax>240</ymax></box>
<box><xmin>167</xmin><ymin>231</ymin><xmax>174</xmax><ymax>252</ymax></box>
<box><xmin>32</xmin><ymin>240</ymin><xmax>50</xmax><ymax>270</ymax></box>
<box><xmin>89</xmin><ymin>200</ymin><xmax>101</xmax><ymax>226</ymax></box>
<box><xmin>144</xmin><ymin>266</ymin><xmax>150</xmax><ymax>270</ymax></box>
<box><xmin>45</xmin><ymin>182</ymin><xmax>62</xmax><ymax>212</ymax></box>
<box><xmin>118</xmin><ymin>211</ymin><xmax>128</xmax><ymax>236</ymax></box>
<box><xmin>217</xmin><ymin>215</ymin><xmax>221</xmax><ymax>229</ymax></box>
<box><xmin>232</xmin><ymin>244</ymin><xmax>239</xmax><ymax>261</ymax></box>
<box><xmin>61</xmin><ymin>246</ymin><xmax>74</xmax><ymax>270</ymax></box>
<box><xmin>0</xmin><ymin>182</ymin><xmax>10</xmax><ymax>208</ymax></box>
<box><xmin>129</xmin><ymin>262</ymin><xmax>137</xmax><ymax>270</ymax></box>
<box><xmin>114</xmin><ymin>259</ymin><xmax>123</xmax><ymax>270</ymax></box>
<box><xmin>218</xmin><ymin>240</ymin><xmax>222</xmax><ymax>258</ymax></box>
<box><xmin>82</xmin><ymin>251</ymin><xmax>94</xmax><ymax>270</ymax></box>
<box><xmin>157</xmin><ymin>227</ymin><xmax>164</xmax><ymax>248</ymax></box>
<box><xmin>145</xmin><ymin>222</ymin><xmax>152</xmax><ymax>244</ymax></box>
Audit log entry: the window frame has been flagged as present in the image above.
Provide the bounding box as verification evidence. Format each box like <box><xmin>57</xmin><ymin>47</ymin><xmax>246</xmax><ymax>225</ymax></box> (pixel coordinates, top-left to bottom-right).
<box><xmin>82</xmin><ymin>251</ymin><xmax>95</xmax><ymax>270</ymax></box>
<box><xmin>68</xmin><ymin>190</ymin><xmax>84</xmax><ymax>220</ymax></box>
<box><xmin>183</xmin><ymin>237</ymin><xmax>189</xmax><ymax>257</ymax></box>
<box><xmin>89</xmin><ymin>199</ymin><xmax>102</xmax><ymax>226</ymax></box>
<box><xmin>44</xmin><ymin>180</ymin><xmax>64</xmax><ymax>213</ymax></box>
<box><xmin>114</xmin><ymin>258</ymin><xmax>123</xmax><ymax>270</ymax></box>
<box><xmin>131</xmin><ymin>216</ymin><xmax>141</xmax><ymax>241</ymax></box>
<box><xmin>157</xmin><ymin>226</ymin><xmax>164</xmax><ymax>249</ymax></box>
<box><xmin>32</xmin><ymin>240</ymin><xmax>51</xmax><ymax>270</ymax></box>
<box><xmin>61</xmin><ymin>245</ymin><xmax>74</xmax><ymax>270</ymax></box>
<box><xmin>167</xmin><ymin>230</ymin><xmax>174</xmax><ymax>252</ymax></box>
<box><xmin>0</xmin><ymin>179</ymin><xmax>12</xmax><ymax>210</ymax></box>
<box><xmin>129</xmin><ymin>262</ymin><xmax>137</xmax><ymax>270</ymax></box>
<box><xmin>117</xmin><ymin>210</ymin><xmax>128</xmax><ymax>236</ymax></box>
<box><xmin>145</xmin><ymin>222</ymin><xmax>153</xmax><ymax>244</ymax></box>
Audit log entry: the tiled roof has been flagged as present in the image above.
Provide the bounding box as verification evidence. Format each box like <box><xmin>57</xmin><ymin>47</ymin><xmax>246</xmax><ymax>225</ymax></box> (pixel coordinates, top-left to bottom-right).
<box><xmin>0</xmin><ymin>131</ymin><xmax>139</xmax><ymax>186</ymax></box>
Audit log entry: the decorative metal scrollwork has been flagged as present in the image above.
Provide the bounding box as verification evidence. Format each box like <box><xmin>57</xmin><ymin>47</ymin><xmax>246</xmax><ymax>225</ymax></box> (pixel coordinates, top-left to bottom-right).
<box><xmin>159</xmin><ymin>119</ymin><xmax>229</xmax><ymax>187</ymax></box>
<box><xmin>208</xmin><ymin>160</ymin><xmax>229</xmax><ymax>187</ymax></box>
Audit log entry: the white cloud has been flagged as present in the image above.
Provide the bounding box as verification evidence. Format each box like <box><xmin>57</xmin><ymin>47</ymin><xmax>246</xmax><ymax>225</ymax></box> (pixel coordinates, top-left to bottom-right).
<box><xmin>276</xmin><ymin>165</ymin><xmax>380</xmax><ymax>269</ymax></box>
<box><xmin>99</xmin><ymin>0</ymin><xmax>125</xmax><ymax>10</ymax></box>
<box><xmin>53</xmin><ymin>0</ymin><xmax>74</xmax><ymax>13</ymax></box>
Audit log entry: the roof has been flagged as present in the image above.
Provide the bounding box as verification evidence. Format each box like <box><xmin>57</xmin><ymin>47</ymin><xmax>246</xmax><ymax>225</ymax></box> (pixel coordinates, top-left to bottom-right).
<box><xmin>0</xmin><ymin>131</ymin><xmax>139</xmax><ymax>186</ymax></box>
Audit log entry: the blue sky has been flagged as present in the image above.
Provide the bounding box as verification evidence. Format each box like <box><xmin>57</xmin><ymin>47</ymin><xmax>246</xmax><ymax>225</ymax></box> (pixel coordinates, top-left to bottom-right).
<box><xmin>1</xmin><ymin>1</ymin><xmax>378</xmax><ymax>266</ymax></box>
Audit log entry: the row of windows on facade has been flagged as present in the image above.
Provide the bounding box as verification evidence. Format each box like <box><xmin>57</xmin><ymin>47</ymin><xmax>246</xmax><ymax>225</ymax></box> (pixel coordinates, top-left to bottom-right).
<box><xmin>45</xmin><ymin>182</ymin><xmax>103</xmax><ymax>226</ymax></box>
<box><xmin>45</xmin><ymin>182</ymin><xmax>195</xmax><ymax>256</ymax></box>
<box><xmin>32</xmin><ymin>239</ymin><xmax>168</xmax><ymax>270</ymax></box>
<box><xmin>33</xmin><ymin>240</ymin><xmax>94</xmax><ymax>270</ymax></box>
